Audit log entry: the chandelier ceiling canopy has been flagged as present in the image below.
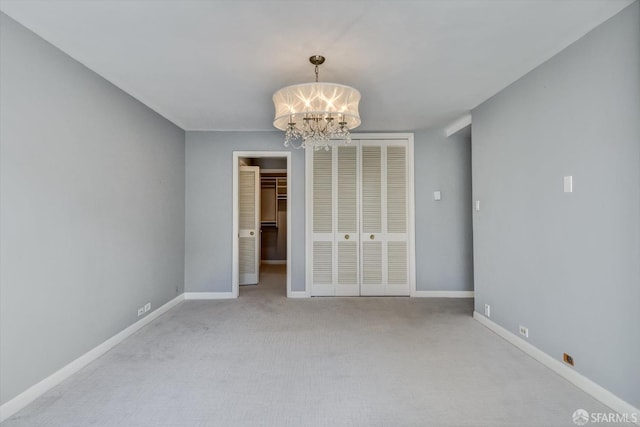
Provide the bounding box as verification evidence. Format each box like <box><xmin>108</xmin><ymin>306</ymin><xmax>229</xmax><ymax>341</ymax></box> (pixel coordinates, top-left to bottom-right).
<box><xmin>272</xmin><ymin>55</ymin><xmax>361</xmax><ymax>150</ymax></box>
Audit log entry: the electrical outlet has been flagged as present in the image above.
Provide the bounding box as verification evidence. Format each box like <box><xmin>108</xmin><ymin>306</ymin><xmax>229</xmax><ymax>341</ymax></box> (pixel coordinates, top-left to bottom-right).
<box><xmin>137</xmin><ymin>307</ymin><xmax>145</xmax><ymax>316</ymax></box>
<box><xmin>563</xmin><ymin>353</ymin><xmax>574</xmax><ymax>366</ymax></box>
<box><xmin>144</xmin><ymin>302</ymin><xmax>151</xmax><ymax>312</ymax></box>
<box><xmin>484</xmin><ymin>304</ymin><xmax>490</xmax><ymax>317</ymax></box>
<box><xmin>519</xmin><ymin>325</ymin><xmax>529</xmax><ymax>338</ymax></box>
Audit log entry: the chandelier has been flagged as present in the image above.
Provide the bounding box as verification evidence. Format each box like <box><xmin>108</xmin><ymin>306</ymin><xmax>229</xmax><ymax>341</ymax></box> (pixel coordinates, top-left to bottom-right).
<box><xmin>273</xmin><ymin>55</ymin><xmax>361</xmax><ymax>150</ymax></box>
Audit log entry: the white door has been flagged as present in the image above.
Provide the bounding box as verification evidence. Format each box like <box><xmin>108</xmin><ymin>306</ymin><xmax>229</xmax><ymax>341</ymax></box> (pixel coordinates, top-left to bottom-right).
<box><xmin>310</xmin><ymin>146</ymin><xmax>360</xmax><ymax>296</ymax></box>
<box><xmin>382</xmin><ymin>142</ymin><xmax>411</xmax><ymax>295</ymax></box>
<box><xmin>310</xmin><ymin>149</ymin><xmax>334</xmax><ymax>295</ymax></box>
<box><xmin>239</xmin><ymin>166</ymin><xmax>260</xmax><ymax>285</ymax></box>
<box><xmin>307</xmin><ymin>137</ymin><xmax>413</xmax><ymax>296</ymax></box>
<box><xmin>335</xmin><ymin>145</ymin><xmax>359</xmax><ymax>296</ymax></box>
<box><xmin>359</xmin><ymin>141</ymin><xmax>410</xmax><ymax>296</ymax></box>
<box><xmin>360</xmin><ymin>143</ymin><xmax>384</xmax><ymax>295</ymax></box>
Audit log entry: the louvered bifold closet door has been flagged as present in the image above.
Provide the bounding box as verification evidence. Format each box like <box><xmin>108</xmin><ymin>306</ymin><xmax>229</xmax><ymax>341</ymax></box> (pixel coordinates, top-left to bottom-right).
<box><xmin>239</xmin><ymin>166</ymin><xmax>260</xmax><ymax>285</ymax></box>
<box><xmin>335</xmin><ymin>146</ymin><xmax>359</xmax><ymax>296</ymax></box>
<box><xmin>360</xmin><ymin>144</ymin><xmax>384</xmax><ymax>295</ymax></box>
<box><xmin>385</xmin><ymin>144</ymin><xmax>410</xmax><ymax>295</ymax></box>
<box><xmin>308</xmin><ymin>137</ymin><xmax>412</xmax><ymax>297</ymax></box>
<box><xmin>310</xmin><ymin>149</ymin><xmax>334</xmax><ymax>295</ymax></box>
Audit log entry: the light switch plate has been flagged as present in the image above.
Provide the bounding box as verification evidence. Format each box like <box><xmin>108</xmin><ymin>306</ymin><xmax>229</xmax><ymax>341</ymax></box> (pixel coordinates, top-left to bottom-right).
<box><xmin>434</xmin><ymin>191</ymin><xmax>441</xmax><ymax>201</ymax></box>
<box><xmin>475</xmin><ymin>200</ymin><xmax>480</xmax><ymax>211</ymax></box>
<box><xmin>564</xmin><ymin>176</ymin><xmax>573</xmax><ymax>193</ymax></box>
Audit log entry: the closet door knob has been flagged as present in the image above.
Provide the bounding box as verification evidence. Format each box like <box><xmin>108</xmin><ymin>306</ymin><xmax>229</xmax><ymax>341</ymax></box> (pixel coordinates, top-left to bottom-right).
<box><xmin>344</xmin><ymin>234</ymin><xmax>350</xmax><ymax>240</ymax></box>
<box><xmin>370</xmin><ymin>234</ymin><xmax>375</xmax><ymax>240</ymax></box>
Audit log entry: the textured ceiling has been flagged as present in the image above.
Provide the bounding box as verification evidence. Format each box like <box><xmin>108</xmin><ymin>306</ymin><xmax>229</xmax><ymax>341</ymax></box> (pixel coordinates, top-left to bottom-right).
<box><xmin>0</xmin><ymin>0</ymin><xmax>633</xmax><ymax>131</ymax></box>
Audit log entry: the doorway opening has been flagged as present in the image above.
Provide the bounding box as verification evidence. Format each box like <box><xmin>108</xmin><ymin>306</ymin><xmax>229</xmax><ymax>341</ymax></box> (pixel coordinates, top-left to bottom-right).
<box><xmin>232</xmin><ymin>151</ymin><xmax>291</xmax><ymax>298</ymax></box>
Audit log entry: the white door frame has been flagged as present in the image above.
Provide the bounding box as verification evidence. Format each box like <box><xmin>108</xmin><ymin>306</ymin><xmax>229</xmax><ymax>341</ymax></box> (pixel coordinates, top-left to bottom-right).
<box><xmin>232</xmin><ymin>151</ymin><xmax>292</xmax><ymax>298</ymax></box>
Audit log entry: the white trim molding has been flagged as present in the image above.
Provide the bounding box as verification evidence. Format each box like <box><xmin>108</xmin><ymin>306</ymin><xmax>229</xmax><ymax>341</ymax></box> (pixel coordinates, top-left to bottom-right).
<box><xmin>414</xmin><ymin>291</ymin><xmax>474</xmax><ymax>298</ymax></box>
<box><xmin>474</xmin><ymin>312</ymin><xmax>640</xmax><ymax>425</ymax></box>
<box><xmin>184</xmin><ymin>292</ymin><xmax>235</xmax><ymax>300</ymax></box>
<box><xmin>288</xmin><ymin>291</ymin><xmax>311</xmax><ymax>299</ymax></box>
<box><xmin>0</xmin><ymin>295</ymin><xmax>185</xmax><ymax>423</ymax></box>
<box><xmin>444</xmin><ymin>113</ymin><xmax>472</xmax><ymax>137</ymax></box>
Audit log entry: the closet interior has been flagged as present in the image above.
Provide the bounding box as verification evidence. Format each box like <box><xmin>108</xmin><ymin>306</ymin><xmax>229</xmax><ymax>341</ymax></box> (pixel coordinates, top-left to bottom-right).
<box><xmin>238</xmin><ymin>156</ymin><xmax>288</xmax><ymax>275</ymax></box>
<box><xmin>260</xmin><ymin>171</ymin><xmax>287</xmax><ymax>264</ymax></box>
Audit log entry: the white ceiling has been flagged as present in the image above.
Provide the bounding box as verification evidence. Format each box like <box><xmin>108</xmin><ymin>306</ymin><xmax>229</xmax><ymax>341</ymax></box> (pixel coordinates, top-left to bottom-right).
<box><xmin>0</xmin><ymin>0</ymin><xmax>633</xmax><ymax>131</ymax></box>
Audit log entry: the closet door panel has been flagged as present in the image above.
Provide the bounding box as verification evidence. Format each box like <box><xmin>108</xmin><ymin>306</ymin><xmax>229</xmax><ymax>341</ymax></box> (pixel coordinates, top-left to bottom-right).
<box><xmin>337</xmin><ymin>146</ymin><xmax>358</xmax><ymax>233</ymax></box>
<box><xmin>312</xmin><ymin>241</ymin><xmax>333</xmax><ymax>282</ymax></box>
<box><xmin>361</xmin><ymin>240</ymin><xmax>383</xmax><ymax>286</ymax></box>
<box><xmin>336</xmin><ymin>241</ymin><xmax>358</xmax><ymax>295</ymax></box>
<box><xmin>361</xmin><ymin>241</ymin><xmax>385</xmax><ymax>294</ymax></box>
<box><xmin>387</xmin><ymin>241</ymin><xmax>408</xmax><ymax>283</ymax></box>
<box><xmin>360</xmin><ymin>143</ymin><xmax>385</xmax><ymax>295</ymax></box>
<box><xmin>239</xmin><ymin>237</ymin><xmax>256</xmax><ymax>276</ymax></box>
<box><xmin>360</xmin><ymin>142</ymin><xmax>409</xmax><ymax>295</ymax></box>
<box><xmin>361</xmin><ymin>146</ymin><xmax>382</xmax><ymax>233</ymax></box>
<box><xmin>334</xmin><ymin>146</ymin><xmax>359</xmax><ymax>296</ymax></box>
<box><xmin>239</xmin><ymin>166</ymin><xmax>260</xmax><ymax>285</ymax></box>
<box><xmin>387</xmin><ymin>145</ymin><xmax>407</xmax><ymax>233</ymax></box>
<box><xmin>385</xmin><ymin>144</ymin><xmax>410</xmax><ymax>294</ymax></box>
<box><xmin>311</xmin><ymin>149</ymin><xmax>334</xmax><ymax>295</ymax></box>
<box><xmin>387</xmin><ymin>241</ymin><xmax>409</xmax><ymax>295</ymax></box>
<box><xmin>311</xmin><ymin>241</ymin><xmax>334</xmax><ymax>295</ymax></box>
<box><xmin>313</xmin><ymin>150</ymin><xmax>333</xmax><ymax>233</ymax></box>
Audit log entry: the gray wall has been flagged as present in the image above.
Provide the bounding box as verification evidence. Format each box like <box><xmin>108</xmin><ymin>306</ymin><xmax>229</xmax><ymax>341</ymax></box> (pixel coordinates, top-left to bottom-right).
<box><xmin>185</xmin><ymin>132</ymin><xmax>306</xmax><ymax>292</ymax></box>
<box><xmin>415</xmin><ymin>128</ymin><xmax>473</xmax><ymax>292</ymax></box>
<box><xmin>185</xmin><ymin>130</ymin><xmax>473</xmax><ymax>293</ymax></box>
<box><xmin>0</xmin><ymin>13</ymin><xmax>186</xmax><ymax>405</ymax></box>
<box><xmin>472</xmin><ymin>2</ymin><xmax>639</xmax><ymax>407</ymax></box>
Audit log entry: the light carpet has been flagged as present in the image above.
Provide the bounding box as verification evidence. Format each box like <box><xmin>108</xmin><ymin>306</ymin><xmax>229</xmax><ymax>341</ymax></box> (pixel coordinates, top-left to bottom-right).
<box><xmin>2</xmin><ymin>265</ymin><xmax>623</xmax><ymax>426</ymax></box>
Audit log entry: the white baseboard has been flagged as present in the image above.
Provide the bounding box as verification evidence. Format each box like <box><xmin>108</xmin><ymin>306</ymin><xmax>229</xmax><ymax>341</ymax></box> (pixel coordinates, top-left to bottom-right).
<box><xmin>184</xmin><ymin>292</ymin><xmax>235</xmax><ymax>300</ymax></box>
<box><xmin>287</xmin><ymin>291</ymin><xmax>310</xmax><ymax>298</ymax></box>
<box><xmin>261</xmin><ymin>260</ymin><xmax>286</xmax><ymax>265</ymax></box>
<box><xmin>473</xmin><ymin>312</ymin><xmax>640</xmax><ymax>425</ymax></box>
<box><xmin>414</xmin><ymin>290</ymin><xmax>474</xmax><ymax>298</ymax></box>
<box><xmin>0</xmin><ymin>294</ymin><xmax>184</xmax><ymax>423</ymax></box>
